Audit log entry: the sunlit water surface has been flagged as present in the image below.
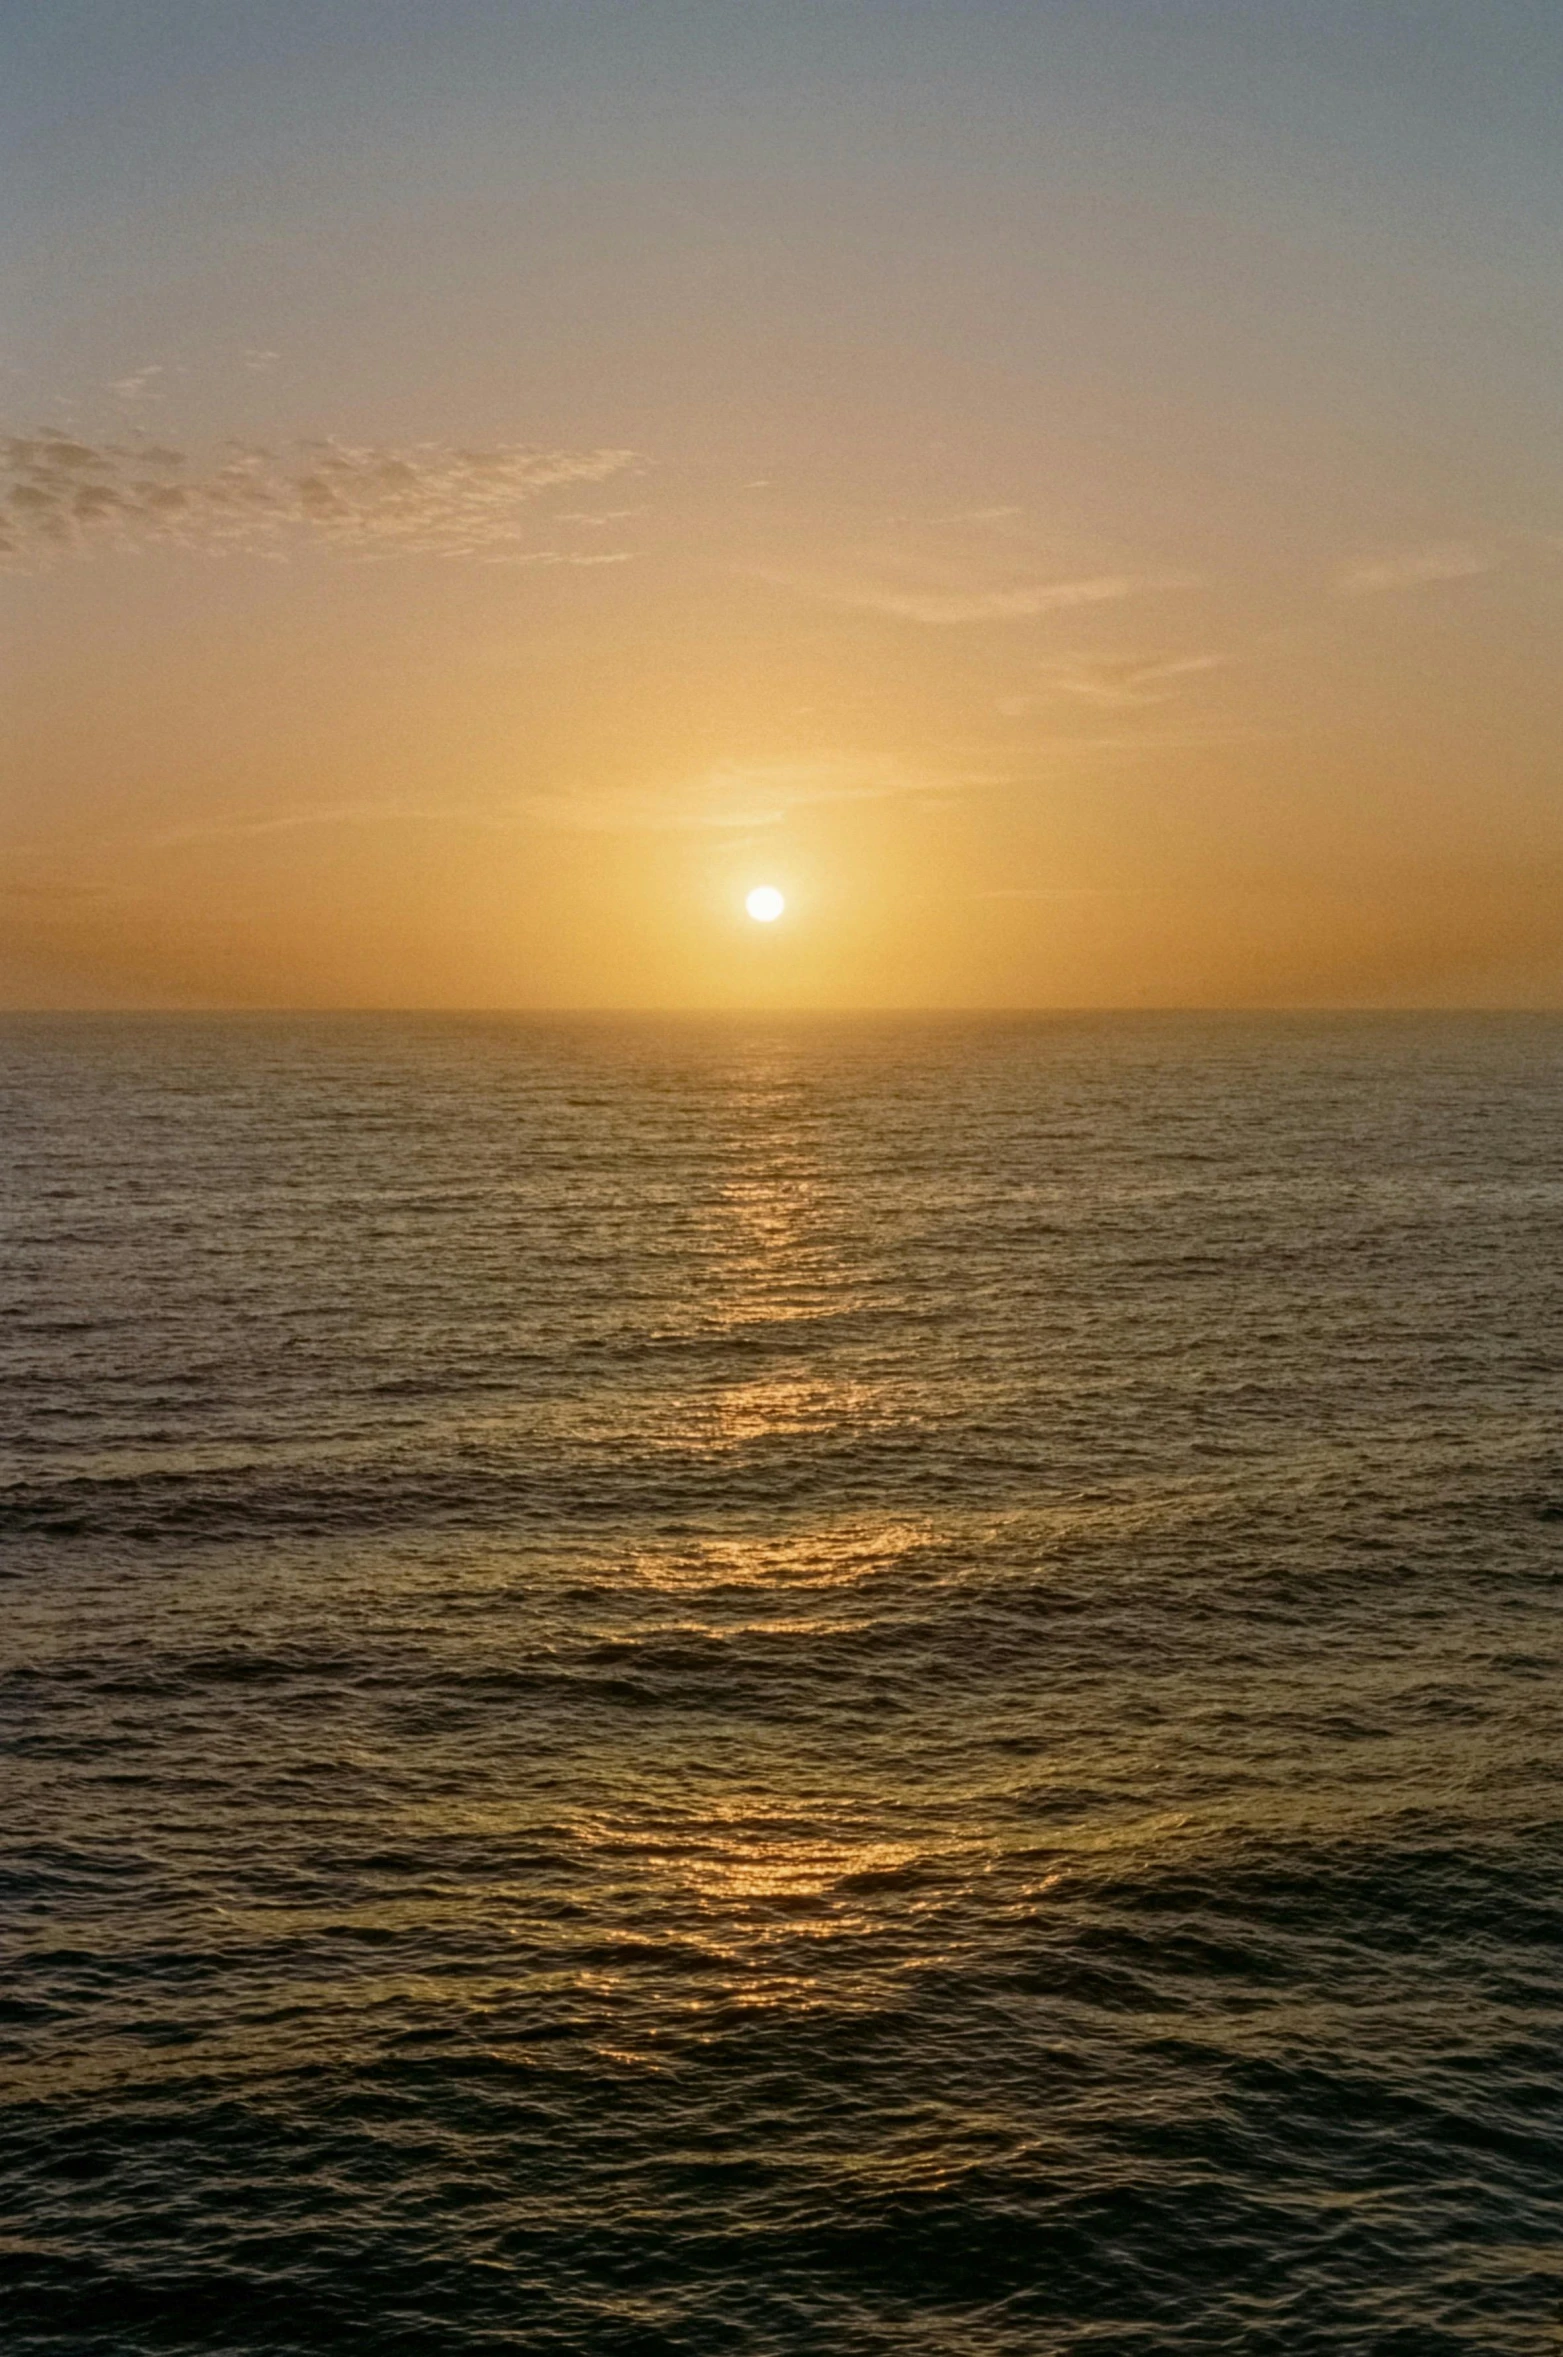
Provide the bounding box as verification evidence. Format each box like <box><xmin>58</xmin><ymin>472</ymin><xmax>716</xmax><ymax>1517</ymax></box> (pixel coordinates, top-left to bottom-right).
<box><xmin>2</xmin><ymin>1014</ymin><xmax>1560</xmax><ymax>2354</ymax></box>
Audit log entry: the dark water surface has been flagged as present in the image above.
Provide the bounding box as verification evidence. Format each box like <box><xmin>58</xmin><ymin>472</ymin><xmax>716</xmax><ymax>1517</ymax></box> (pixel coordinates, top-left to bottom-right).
<box><xmin>2</xmin><ymin>1013</ymin><xmax>1560</xmax><ymax>2355</ymax></box>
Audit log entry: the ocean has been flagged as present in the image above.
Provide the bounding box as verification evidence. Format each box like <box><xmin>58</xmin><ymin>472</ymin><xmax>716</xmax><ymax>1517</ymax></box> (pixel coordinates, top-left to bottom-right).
<box><xmin>2</xmin><ymin>1012</ymin><xmax>1560</xmax><ymax>2354</ymax></box>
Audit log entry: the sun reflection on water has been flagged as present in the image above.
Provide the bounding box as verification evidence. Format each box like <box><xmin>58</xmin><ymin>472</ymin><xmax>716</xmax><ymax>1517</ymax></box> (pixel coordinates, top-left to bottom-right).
<box><xmin>617</xmin><ymin>1518</ymin><xmax>937</xmax><ymax>1594</ymax></box>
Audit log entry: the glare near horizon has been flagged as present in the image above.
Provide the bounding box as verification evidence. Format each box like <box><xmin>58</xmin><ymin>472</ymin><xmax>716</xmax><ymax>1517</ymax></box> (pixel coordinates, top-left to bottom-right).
<box><xmin>4</xmin><ymin>2</ymin><xmax>1563</xmax><ymax>1009</ymax></box>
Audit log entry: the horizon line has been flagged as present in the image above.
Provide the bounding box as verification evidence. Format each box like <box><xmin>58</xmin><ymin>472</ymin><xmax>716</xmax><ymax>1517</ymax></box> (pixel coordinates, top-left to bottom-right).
<box><xmin>4</xmin><ymin>1003</ymin><xmax>1563</xmax><ymax>1020</ymax></box>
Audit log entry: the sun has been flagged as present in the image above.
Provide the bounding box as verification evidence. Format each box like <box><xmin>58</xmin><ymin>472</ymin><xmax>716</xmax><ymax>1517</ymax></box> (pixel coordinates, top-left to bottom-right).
<box><xmin>745</xmin><ymin>886</ymin><xmax>786</xmax><ymax>923</ymax></box>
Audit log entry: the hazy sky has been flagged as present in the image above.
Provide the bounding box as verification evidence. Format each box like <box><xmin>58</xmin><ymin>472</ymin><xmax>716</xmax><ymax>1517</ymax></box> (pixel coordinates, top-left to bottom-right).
<box><xmin>4</xmin><ymin>0</ymin><xmax>1563</xmax><ymax>1006</ymax></box>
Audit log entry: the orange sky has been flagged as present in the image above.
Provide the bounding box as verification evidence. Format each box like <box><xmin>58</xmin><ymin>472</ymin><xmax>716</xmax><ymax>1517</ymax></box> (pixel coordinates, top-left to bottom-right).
<box><xmin>4</xmin><ymin>2</ymin><xmax>1563</xmax><ymax>1007</ymax></box>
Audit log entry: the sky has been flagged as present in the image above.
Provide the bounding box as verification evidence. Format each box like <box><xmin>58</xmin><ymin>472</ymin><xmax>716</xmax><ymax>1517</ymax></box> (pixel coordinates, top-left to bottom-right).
<box><xmin>3</xmin><ymin>0</ymin><xmax>1563</xmax><ymax>1008</ymax></box>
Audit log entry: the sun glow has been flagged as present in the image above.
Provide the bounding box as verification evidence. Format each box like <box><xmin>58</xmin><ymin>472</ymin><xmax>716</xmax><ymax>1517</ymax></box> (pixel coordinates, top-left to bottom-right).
<box><xmin>745</xmin><ymin>886</ymin><xmax>786</xmax><ymax>923</ymax></box>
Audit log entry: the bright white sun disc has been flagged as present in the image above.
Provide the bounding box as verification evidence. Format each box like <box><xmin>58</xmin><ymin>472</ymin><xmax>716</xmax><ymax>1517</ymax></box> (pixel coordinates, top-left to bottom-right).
<box><xmin>745</xmin><ymin>886</ymin><xmax>786</xmax><ymax>923</ymax></box>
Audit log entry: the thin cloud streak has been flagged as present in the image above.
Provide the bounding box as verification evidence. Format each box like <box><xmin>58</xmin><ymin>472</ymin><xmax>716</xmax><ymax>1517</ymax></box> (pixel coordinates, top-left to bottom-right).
<box><xmin>1336</xmin><ymin>545</ymin><xmax>1494</xmax><ymax>596</ymax></box>
<box><xmin>138</xmin><ymin>756</ymin><xmax>977</xmax><ymax>851</ymax></box>
<box><xmin>1000</xmin><ymin>652</ymin><xmax>1225</xmax><ymax>713</ymax></box>
<box><xmin>515</xmin><ymin>754</ymin><xmax>1015</xmax><ymax>832</ymax></box>
<box><xmin>767</xmin><ymin>571</ymin><xmax>1195</xmax><ymax>626</ymax></box>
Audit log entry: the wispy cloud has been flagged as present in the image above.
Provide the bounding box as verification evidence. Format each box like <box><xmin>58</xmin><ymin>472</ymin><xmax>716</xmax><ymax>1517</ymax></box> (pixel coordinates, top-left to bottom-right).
<box><xmin>148</xmin><ymin>803</ymin><xmax>414</xmax><ymax>846</ymax></box>
<box><xmin>885</xmin><ymin>503</ymin><xmax>1025</xmax><ymax>532</ymax></box>
<box><xmin>1336</xmin><ymin>544</ymin><xmax>1494</xmax><ymax>596</ymax></box>
<box><xmin>774</xmin><ymin>570</ymin><xmax>1193</xmax><ymax>625</ymax></box>
<box><xmin>558</xmin><ymin>506</ymin><xmax>646</xmax><ymax>527</ymax></box>
<box><xmin>514</xmin><ymin>755</ymin><xmax>961</xmax><ymax>833</ymax></box>
<box><xmin>1000</xmin><ymin>651</ymin><xmax>1225</xmax><ymax>713</ymax></box>
<box><xmin>681</xmin><ymin>756</ymin><xmax>925</xmax><ymax>826</ymax></box>
<box><xmin>143</xmin><ymin>756</ymin><xmax>957</xmax><ymax>849</ymax></box>
<box><xmin>110</xmin><ymin>366</ymin><xmax>163</xmax><ymax>403</ymax></box>
<box><xmin>0</xmin><ymin>430</ymin><xmax>642</xmax><ymax>568</ymax></box>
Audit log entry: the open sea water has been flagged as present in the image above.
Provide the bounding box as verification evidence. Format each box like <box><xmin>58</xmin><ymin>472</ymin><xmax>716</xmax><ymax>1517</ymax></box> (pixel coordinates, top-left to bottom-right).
<box><xmin>1</xmin><ymin>1012</ymin><xmax>1560</xmax><ymax>2356</ymax></box>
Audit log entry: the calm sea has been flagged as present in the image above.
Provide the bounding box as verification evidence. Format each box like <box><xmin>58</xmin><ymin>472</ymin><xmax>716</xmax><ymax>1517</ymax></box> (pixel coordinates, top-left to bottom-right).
<box><xmin>2</xmin><ymin>1014</ymin><xmax>1560</xmax><ymax>2355</ymax></box>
